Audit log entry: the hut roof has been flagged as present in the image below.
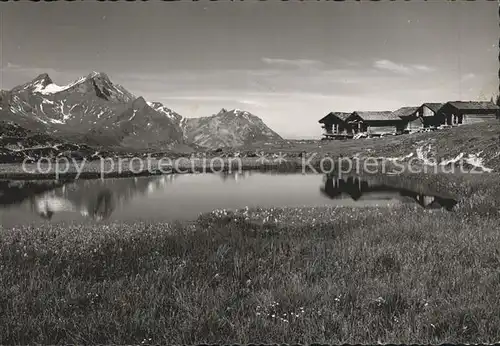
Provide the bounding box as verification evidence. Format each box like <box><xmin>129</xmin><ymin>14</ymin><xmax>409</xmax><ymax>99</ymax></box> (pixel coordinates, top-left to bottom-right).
<box><xmin>446</xmin><ymin>101</ymin><xmax>500</xmax><ymax>111</ymax></box>
<box><xmin>422</xmin><ymin>103</ymin><xmax>444</xmax><ymax>113</ymax></box>
<box><xmin>318</xmin><ymin>112</ymin><xmax>352</xmax><ymax>123</ymax></box>
<box><xmin>351</xmin><ymin>111</ymin><xmax>400</xmax><ymax>121</ymax></box>
<box><xmin>391</xmin><ymin>106</ymin><xmax>419</xmax><ymax>118</ymax></box>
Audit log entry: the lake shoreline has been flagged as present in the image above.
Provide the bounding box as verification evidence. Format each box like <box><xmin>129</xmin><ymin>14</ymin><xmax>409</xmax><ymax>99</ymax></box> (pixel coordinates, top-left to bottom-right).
<box><xmin>0</xmin><ymin>156</ymin><xmax>491</xmax><ymax>181</ymax></box>
<box><xmin>2</xmin><ymin>121</ymin><xmax>498</xmax><ymax>180</ymax></box>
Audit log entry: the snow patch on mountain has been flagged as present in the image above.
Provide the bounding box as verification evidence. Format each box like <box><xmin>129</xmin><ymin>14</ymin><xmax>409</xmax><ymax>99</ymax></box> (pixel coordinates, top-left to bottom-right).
<box><xmin>147</xmin><ymin>101</ymin><xmax>182</xmax><ymax>121</ymax></box>
<box><xmin>32</xmin><ymin>75</ymin><xmax>88</xmax><ymax>95</ymax></box>
<box><xmin>129</xmin><ymin>109</ymin><xmax>138</xmax><ymax>121</ymax></box>
<box><xmin>1</xmin><ymin>71</ymin><xmax>282</xmax><ymax>151</ymax></box>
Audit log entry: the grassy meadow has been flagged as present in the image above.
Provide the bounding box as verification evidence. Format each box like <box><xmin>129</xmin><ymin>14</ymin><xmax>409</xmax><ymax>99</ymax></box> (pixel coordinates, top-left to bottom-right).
<box><xmin>1</xmin><ymin>121</ymin><xmax>499</xmax><ymax>179</ymax></box>
<box><xmin>1</xmin><ymin>171</ymin><xmax>500</xmax><ymax>344</ymax></box>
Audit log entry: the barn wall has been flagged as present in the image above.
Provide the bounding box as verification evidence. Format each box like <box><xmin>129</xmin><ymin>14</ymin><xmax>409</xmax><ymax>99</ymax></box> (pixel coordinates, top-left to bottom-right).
<box><xmin>338</xmin><ymin>124</ymin><xmax>353</xmax><ymax>134</ymax></box>
<box><xmin>367</xmin><ymin>125</ymin><xmax>396</xmax><ymax>135</ymax></box>
<box><xmin>322</xmin><ymin>124</ymin><xmax>333</xmax><ymax>133</ymax></box>
<box><xmin>422</xmin><ymin>106</ymin><xmax>435</xmax><ymax>117</ymax></box>
<box><xmin>462</xmin><ymin>114</ymin><xmax>497</xmax><ymax>124</ymax></box>
<box><xmin>421</xmin><ymin>117</ymin><xmax>436</xmax><ymax>127</ymax></box>
<box><xmin>406</xmin><ymin>117</ymin><xmax>424</xmax><ymax>130</ymax></box>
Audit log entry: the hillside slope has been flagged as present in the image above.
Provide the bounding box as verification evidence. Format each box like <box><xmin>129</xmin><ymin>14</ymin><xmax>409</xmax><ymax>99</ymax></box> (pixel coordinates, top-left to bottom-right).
<box><xmin>208</xmin><ymin>121</ymin><xmax>500</xmax><ymax>171</ymax></box>
<box><xmin>0</xmin><ymin>120</ymin><xmax>106</xmax><ymax>163</ymax></box>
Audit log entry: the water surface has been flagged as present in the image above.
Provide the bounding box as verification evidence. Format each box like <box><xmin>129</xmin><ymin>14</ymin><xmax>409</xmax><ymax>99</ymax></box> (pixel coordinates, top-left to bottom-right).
<box><xmin>0</xmin><ymin>172</ymin><xmax>457</xmax><ymax>227</ymax></box>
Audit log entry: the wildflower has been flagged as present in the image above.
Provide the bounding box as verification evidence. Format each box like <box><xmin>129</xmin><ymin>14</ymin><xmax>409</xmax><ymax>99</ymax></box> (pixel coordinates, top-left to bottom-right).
<box><xmin>375</xmin><ymin>297</ymin><xmax>386</xmax><ymax>306</ymax></box>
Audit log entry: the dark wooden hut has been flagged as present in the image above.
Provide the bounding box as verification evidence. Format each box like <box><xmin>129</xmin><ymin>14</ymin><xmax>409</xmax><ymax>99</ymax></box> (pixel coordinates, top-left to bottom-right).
<box><xmin>318</xmin><ymin>112</ymin><xmax>353</xmax><ymax>139</ymax></box>
<box><xmin>416</xmin><ymin>102</ymin><xmax>445</xmax><ymax>128</ymax></box>
<box><xmin>440</xmin><ymin>101</ymin><xmax>500</xmax><ymax>125</ymax></box>
<box><xmin>391</xmin><ymin>106</ymin><xmax>421</xmax><ymax>131</ymax></box>
<box><xmin>346</xmin><ymin>111</ymin><xmax>406</xmax><ymax>135</ymax></box>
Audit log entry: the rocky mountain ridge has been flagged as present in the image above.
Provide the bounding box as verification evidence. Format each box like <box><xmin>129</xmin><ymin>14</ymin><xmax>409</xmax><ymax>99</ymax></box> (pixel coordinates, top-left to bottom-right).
<box><xmin>182</xmin><ymin>108</ymin><xmax>283</xmax><ymax>148</ymax></box>
<box><xmin>0</xmin><ymin>72</ymin><xmax>283</xmax><ymax>159</ymax></box>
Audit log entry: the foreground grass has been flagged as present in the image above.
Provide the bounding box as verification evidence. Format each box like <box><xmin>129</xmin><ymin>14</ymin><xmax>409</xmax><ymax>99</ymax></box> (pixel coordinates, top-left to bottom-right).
<box><xmin>1</xmin><ymin>173</ymin><xmax>500</xmax><ymax>344</ymax></box>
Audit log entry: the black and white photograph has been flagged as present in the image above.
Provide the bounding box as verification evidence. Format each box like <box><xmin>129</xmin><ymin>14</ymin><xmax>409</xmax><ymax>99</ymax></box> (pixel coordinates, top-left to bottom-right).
<box><xmin>0</xmin><ymin>0</ymin><xmax>499</xmax><ymax>344</ymax></box>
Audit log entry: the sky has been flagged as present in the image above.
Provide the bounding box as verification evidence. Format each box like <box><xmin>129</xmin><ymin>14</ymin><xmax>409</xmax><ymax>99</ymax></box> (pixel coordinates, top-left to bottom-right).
<box><xmin>0</xmin><ymin>1</ymin><xmax>498</xmax><ymax>139</ymax></box>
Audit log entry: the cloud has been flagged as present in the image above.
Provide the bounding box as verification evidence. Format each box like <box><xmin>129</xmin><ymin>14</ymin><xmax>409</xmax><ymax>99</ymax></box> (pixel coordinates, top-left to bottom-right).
<box><xmin>5</xmin><ymin>62</ymin><xmax>22</xmax><ymax>69</ymax></box>
<box><xmin>158</xmin><ymin>95</ymin><xmax>236</xmax><ymax>102</ymax></box>
<box><xmin>261</xmin><ymin>57</ymin><xmax>323</xmax><ymax>69</ymax></box>
<box><xmin>373</xmin><ymin>59</ymin><xmax>435</xmax><ymax>75</ymax></box>
<box><xmin>1</xmin><ymin>62</ymin><xmax>60</xmax><ymax>77</ymax></box>
<box><xmin>461</xmin><ymin>73</ymin><xmax>476</xmax><ymax>82</ymax></box>
<box><xmin>374</xmin><ymin>60</ymin><xmax>412</xmax><ymax>74</ymax></box>
<box><xmin>238</xmin><ymin>99</ymin><xmax>266</xmax><ymax>108</ymax></box>
<box><xmin>119</xmin><ymin>62</ymin><xmax>442</xmax><ymax>109</ymax></box>
<box><xmin>412</xmin><ymin>64</ymin><xmax>435</xmax><ymax>72</ymax></box>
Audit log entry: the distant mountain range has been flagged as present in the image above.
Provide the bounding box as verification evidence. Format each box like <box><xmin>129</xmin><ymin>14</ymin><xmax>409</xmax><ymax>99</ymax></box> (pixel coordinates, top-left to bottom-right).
<box><xmin>0</xmin><ymin>72</ymin><xmax>282</xmax><ymax>160</ymax></box>
<box><xmin>181</xmin><ymin>108</ymin><xmax>283</xmax><ymax>148</ymax></box>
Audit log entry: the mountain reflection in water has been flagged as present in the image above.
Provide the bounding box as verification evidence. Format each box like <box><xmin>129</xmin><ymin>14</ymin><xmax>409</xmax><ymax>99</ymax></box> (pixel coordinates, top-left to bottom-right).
<box><xmin>1</xmin><ymin>173</ymin><xmax>248</xmax><ymax>223</ymax></box>
<box><xmin>0</xmin><ymin>180</ymin><xmax>64</xmax><ymax>207</ymax></box>
<box><xmin>31</xmin><ymin>189</ymin><xmax>114</xmax><ymax>221</ymax></box>
<box><xmin>0</xmin><ymin>172</ymin><xmax>458</xmax><ymax>226</ymax></box>
<box><xmin>320</xmin><ymin>175</ymin><xmax>458</xmax><ymax>211</ymax></box>
<box><xmin>37</xmin><ymin>175</ymin><xmax>181</xmax><ymax>221</ymax></box>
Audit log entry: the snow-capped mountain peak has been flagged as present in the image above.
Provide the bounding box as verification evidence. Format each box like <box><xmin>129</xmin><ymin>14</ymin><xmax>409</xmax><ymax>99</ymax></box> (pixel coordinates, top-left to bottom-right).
<box><xmin>147</xmin><ymin>101</ymin><xmax>182</xmax><ymax>122</ymax></box>
<box><xmin>16</xmin><ymin>71</ymin><xmax>134</xmax><ymax>104</ymax></box>
<box><xmin>12</xmin><ymin>73</ymin><xmax>54</xmax><ymax>94</ymax></box>
<box><xmin>31</xmin><ymin>73</ymin><xmax>53</xmax><ymax>86</ymax></box>
<box><xmin>33</xmin><ymin>79</ymin><xmax>76</xmax><ymax>95</ymax></box>
<box><xmin>231</xmin><ymin>108</ymin><xmax>252</xmax><ymax>117</ymax></box>
<box><xmin>88</xmin><ymin>71</ymin><xmax>105</xmax><ymax>78</ymax></box>
<box><xmin>1</xmin><ymin>71</ymin><xmax>283</xmax><ymax>151</ymax></box>
<box><xmin>27</xmin><ymin>72</ymin><xmax>97</xmax><ymax>95</ymax></box>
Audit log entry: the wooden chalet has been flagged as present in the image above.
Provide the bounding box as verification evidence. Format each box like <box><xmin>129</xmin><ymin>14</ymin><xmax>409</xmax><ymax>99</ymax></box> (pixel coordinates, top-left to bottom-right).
<box><xmin>318</xmin><ymin>112</ymin><xmax>353</xmax><ymax>139</ymax></box>
<box><xmin>440</xmin><ymin>101</ymin><xmax>500</xmax><ymax>125</ymax></box>
<box><xmin>391</xmin><ymin>106</ymin><xmax>421</xmax><ymax>131</ymax></box>
<box><xmin>346</xmin><ymin>111</ymin><xmax>406</xmax><ymax>135</ymax></box>
<box><xmin>317</xmin><ymin>100</ymin><xmax>499</xmax><ymax>140</ymax></box>
<box><xmin>416</xmin><ymin>102</ymin><xmax>445</xmax><ymax>128</ymax></box>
